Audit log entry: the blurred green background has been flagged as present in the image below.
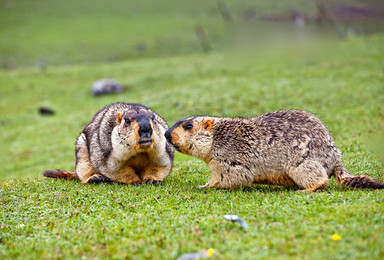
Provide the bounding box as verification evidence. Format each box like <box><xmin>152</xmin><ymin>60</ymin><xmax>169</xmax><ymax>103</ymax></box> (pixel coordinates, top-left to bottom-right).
<box><xmin>1</xmin><ymin>0</ymin><xmax>383</xmax><ymax>68</ymax></box>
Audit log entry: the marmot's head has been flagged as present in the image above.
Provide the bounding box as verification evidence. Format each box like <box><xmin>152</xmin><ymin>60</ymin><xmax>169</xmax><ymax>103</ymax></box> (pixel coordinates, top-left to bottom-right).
<box><xmin>165</xmin><ymin>116</ymin><xmax>214</xmax><ymax>161</ymax></box>
<box><xmin>115</xmin><ymin>112</ymin><xmax>155</xmax><ymax>149</ymax></box>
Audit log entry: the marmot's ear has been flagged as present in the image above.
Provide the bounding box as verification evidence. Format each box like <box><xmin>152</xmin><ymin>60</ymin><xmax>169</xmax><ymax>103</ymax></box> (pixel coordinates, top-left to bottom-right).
<box><xmin>116</xmin><ymin>112</ymin><xmax>124</xmax><ymax>125</ymax></box>
<box><xmin>203</xmin><ymin>118</ymin><xmax>213</xmax><ymax>131</ymax></box>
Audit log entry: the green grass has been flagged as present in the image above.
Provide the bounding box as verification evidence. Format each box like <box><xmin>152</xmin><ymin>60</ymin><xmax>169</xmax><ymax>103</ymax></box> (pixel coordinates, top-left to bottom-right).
<box><xmin>1</xmin><ymin>171</ymin><xmax>383</xmax><ymax>259</ymax></box>
<box><xmin>1</xmin><ymin>0</ymin><xmax>384</xmax><ymax>259</ymax></box>
<box><xmin>1</xmin><ymin>34</ymin><xmax>384</xmax><ymax>259</ymax></box>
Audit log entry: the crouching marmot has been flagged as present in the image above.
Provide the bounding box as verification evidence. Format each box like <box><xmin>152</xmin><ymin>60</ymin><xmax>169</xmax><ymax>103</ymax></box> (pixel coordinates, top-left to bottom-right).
<box><xmin>44</xmin><ymin>102</ymin><xmax>174</xmax><ymax>185</ymax></box>
<box><xmin>165</xmin><ymin>110</ymin><xmax>384</xmax><ymax>191</ymax></box>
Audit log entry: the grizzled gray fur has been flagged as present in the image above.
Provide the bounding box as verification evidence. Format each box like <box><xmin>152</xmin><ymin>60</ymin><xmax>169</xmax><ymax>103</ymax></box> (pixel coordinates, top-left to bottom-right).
<box><xmin>165</xmin><ymin>110</ymin><xmax>384</xmax><ymax>191</ymax></box>
<box><xmin>44</xmin><ymin>102</ymin><xmax>173</xmax><ymax>185</ymax></box>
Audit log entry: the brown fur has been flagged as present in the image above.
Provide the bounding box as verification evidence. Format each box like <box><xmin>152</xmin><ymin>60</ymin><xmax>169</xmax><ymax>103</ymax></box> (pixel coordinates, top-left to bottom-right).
<box><xmin>43</xmin><ymin>102</ymin><xmax>174</xmax><ymax>185</ymax></box>
<box><xmin>165</xmin><ymin>110</ymin><xmax>384</xmax><ymax>191</ymax></box>
<box><xmin>43</xmin><ymin>170</ymin><xmax>77</xmax><ymax>180</ymax></box>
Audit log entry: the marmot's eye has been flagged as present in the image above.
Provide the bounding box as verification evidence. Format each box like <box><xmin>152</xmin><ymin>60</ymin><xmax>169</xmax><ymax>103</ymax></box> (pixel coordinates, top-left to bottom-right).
<box><xmin>124</xmin><ymin>118</ymin><xmax>131</xmax><ymax>126</ymax></box>
<box><xmin>184</xmin><ymin>124</ymin><xmax>193</xmax><ymax>130</ymax></box>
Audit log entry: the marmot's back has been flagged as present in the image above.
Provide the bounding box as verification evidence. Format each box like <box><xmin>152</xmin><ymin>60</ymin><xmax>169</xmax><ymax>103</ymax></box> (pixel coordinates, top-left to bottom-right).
<box><xmin>212</xmin><ymin>110</ymin><xmax>340</xmax><ymax>174</ymax></box>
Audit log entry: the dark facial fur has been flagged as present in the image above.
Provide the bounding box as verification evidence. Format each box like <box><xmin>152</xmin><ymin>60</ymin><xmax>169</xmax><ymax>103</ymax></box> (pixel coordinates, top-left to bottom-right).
<box><xmin>123</xmin><ymin>113</ymin><xmax>154</xmax><ymax>147</ymax></box>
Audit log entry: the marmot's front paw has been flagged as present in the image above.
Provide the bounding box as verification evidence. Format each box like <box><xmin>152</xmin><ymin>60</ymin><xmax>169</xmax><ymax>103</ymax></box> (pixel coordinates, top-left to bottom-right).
<box><xmin>197</xmin><ymin>183</ymin><xmax>209</xmax><ymax>189</ymax></box>
<box><xmin>87</xmin><ymin>174</ymin><xmax>111</xmax><ymax>184</ymax></box>
<box><xmin>143</xmin><ymin>179</ymin><xmax>161</xmax><ymax>185</ymax></box>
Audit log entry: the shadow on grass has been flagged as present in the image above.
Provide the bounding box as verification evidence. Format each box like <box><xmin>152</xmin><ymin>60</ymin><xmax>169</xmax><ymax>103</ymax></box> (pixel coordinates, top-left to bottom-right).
<box><xmin>40</xmin><ymin>176</ymin><xmax>382</xmax><ymax>195</ymax></box>
<box><xmin>198</xmin><ymin>183</ymin><xmax>379</xmax><ymax>194</ymax></box>
<box><xmin>188</xmin><ymin>184</ymin><xmax>298</xmax><ymax>194</ymax></box>
<box><xmin>243</xmin><ymin>185</ymin><xmax>298</xmax><ymax>193</ymax></box>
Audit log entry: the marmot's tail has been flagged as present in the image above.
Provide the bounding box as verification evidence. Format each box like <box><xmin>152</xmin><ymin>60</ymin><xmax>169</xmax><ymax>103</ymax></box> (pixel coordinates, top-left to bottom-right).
<box><xmin>43</xmin><ymin>169</ymin><xmax>77</xmax><ymax>180</ymax></box>
<box><xmin>333</xmin><ymin>165</ymin><xmax>384</xmax><ymax>189</ymax></box>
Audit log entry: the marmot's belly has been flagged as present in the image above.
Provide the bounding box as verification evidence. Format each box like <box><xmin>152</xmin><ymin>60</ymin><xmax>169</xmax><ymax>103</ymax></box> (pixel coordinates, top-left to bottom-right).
<box><xmin>124</xmin><ymin>153</ymin><xmax>150</xmax><ymax>173</ymax></box>
<box><xmin>252</xmin><ymin>172</ymin><xmax>296</xmax><ymax>187</ymax></box>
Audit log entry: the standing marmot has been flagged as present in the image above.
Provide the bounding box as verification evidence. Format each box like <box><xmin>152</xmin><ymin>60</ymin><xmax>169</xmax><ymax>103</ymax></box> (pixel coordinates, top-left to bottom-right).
<box><xmin>44</xmin><ymin>102</ymin><xmax>174</xmax><ymax>185</ymax></box>
<box><xmin>165</xmin><ymin>110</ymin><xmax>384</xmax><ymax>191</ymax></box>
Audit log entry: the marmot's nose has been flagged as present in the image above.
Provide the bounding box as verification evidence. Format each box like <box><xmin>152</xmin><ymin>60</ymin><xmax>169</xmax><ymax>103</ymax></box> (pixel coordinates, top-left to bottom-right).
<box><xmin>139</xmin><ymin>123</ymin><xmax>152</xmax><ymax>137</ymax></box>
<box><xmin>165</xmin><ymin>129</ymin><xmax>172</xmax><ymax>142</ymax></box>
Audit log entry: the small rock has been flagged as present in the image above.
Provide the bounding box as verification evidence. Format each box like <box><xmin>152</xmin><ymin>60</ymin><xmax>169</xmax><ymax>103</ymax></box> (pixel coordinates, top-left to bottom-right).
<box><xmin>39</xmin><ymin>107</ymin><xmax>55</xmax><ymax>115</ymax></box>
<box><xmin>224</xmin><ymin>214</ymin><xmax>248</xmax><ymax>230</ymax></box>
<box><xmin>294</xmin><ymin>14</ymin><xmax>305</xmax><ymax>27</ymax></box>
<box><xmin>91</xmin><ymin>79</ymin><xmax>124</xmax><ymax>96</ymax></box>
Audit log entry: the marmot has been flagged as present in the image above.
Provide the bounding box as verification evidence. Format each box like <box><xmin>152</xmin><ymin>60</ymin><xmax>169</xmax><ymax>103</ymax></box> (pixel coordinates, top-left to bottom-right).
<box><xmin>165</xmin><ymin>110</ymin><xmax>384</xmax><ymax>191</ymax></box>
<box><xmin>43</xmin><ymin>102</ymin><xmax>174</xmax><ymax>185</ymax></box>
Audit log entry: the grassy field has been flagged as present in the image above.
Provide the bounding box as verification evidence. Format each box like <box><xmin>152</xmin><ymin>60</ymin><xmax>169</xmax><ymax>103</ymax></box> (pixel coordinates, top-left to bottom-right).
<box><xmin>1</xmin><ymin>0</ymin><xmax>384</xmax><ymax>259</ymax></box>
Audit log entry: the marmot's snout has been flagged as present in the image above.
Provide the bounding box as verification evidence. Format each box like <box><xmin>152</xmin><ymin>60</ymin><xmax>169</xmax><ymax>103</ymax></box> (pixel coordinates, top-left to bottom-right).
<box><xmin>137</xmin><ymin>115</ymin><xmax>153</xmax><ymax>146</ymax></box>
<box><xmin>164</xmin><ymin>128</ymin><xmax>180</xmax><ymax>149</ymax></box>
<box><xmin>164</xmin><ymin>129</ymin><xmax>172</xmax><ymax>143</ymax></box>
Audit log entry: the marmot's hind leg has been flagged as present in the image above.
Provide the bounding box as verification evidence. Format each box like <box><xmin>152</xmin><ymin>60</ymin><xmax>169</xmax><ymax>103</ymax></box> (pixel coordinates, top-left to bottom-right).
<box><xmin>288</xmin><ymin>161</ymin><xmax>329</xmax><ymax>192</ymax></box>
<box><xmin>75</xmin><ymin>133</ymin><xmax>110</xmax><ymax>184</ymax></box>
